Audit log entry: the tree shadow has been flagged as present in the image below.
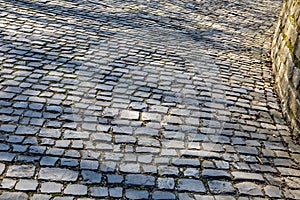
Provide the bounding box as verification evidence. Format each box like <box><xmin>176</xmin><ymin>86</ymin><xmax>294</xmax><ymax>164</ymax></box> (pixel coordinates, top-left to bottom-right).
<box><xmin>0</xmin><ymin>0</ymin><xmax>287</xmax><ymax>198</ymax></box>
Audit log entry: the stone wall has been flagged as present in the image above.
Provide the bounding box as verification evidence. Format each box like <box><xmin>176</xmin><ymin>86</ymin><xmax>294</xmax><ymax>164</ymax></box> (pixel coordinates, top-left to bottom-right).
<box><xmin>271</xmin><ymin>0</ymin><xmax>300</xmax><ymax>138</ymax></box>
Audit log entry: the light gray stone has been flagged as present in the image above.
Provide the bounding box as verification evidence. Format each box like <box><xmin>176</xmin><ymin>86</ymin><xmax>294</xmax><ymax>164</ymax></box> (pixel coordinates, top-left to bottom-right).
<box><xmin>64</xmin><ymin>184</ymin><xmax>88</xmax><ymax>195</ymax></box>
<box><xmin>15</xmin><ymin>180</ymin><xmax>38</xmax><ymax>191</ymax></box>
<box><xmin>6</xmin><ymin>165</ymin><xmax>35</xmax><ymax>178</ymax></box>
<box><xmin>40</xmin><ymin>182</ymin><xmax>63</xmax><ymax>193</ymax></box>
<box><xmin>39</xmin><ymin>167</ymin><xmax>78</xmax><ymax>181</ymax></box>
<box><xmin>0</xmin><ymin>192</ymin><xmax>28</xmax><ymax>200</ymax></box>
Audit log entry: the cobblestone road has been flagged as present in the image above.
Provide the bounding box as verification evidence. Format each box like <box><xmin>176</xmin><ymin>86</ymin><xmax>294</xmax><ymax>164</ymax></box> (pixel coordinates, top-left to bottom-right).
<box><xmin>0</xmin><ymin>0</ymin><xmax>300</xmax><ymax>199</ymax></box>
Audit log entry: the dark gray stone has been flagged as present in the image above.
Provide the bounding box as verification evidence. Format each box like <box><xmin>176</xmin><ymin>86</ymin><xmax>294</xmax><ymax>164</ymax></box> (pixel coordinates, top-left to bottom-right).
<box><xmin>208</xmin><ymin>180</ymin><xmax>235</xmax><ymax>194</ymax></box>
<box><xmin>90</xmin><ymin>187</ymin><xmax>108</xmax><ymax>197</ymax></box>
<box><xmin>232</xmin><ymin>172</ymin><xmax>264</xmax><ymax>182</ymax></box>
<box><xmin>235</xmin><ymin>146</ymin><xmax>258</xmax><ymax>155</ymax></box>
<box><xmin>202</xmin><ymin>169</ymin><xmax>231</xmax><ymax>179</ymax></box>
<box><xmin>15</xmin><ymin>126</ymin><xmax>38</xmax><ymax>135</ymax></box>
<box><xmin>172</xmin><ymin>158</ymin><xmax>200</xmax><ymax>167</ymax></box>
<box><xmin>125</xmin><ymin>174</ymin><xmax>155</xmax><ymax>187</ymax></box>
<box><xmin>81</xmin><ymin>170</ymin><xmax>102</xmax><ymax>184</ymax></box>
<box><xmin>126</xmin><ymin>189</ymin><xmax>149</xmax><ymax>199</ymax></box>
<box><xmin>109</xmin><ymin>187</ymin><xmax>123</xmax><ymax>198</ymax></box>
<box><xmin>107</xmin><ymin>174</ymin><xmax>123</xmax><ymax>184</ymax></box>
<box><xmin>0</xmin><ymin>124</ymin><xmax>16</xmax><ymax>133</ymax></box>
<box><xmin>60</xmin><ymin>158</ymin><xmax>79</xmax><ymax>167</ymax></box>
<box><xmin>80</xmin><ymin>160</ymin><xmax>99</xmax><ymax>170</ymax></box>
<box><xmin>152</xmin><ymin>191</ymin><xmax>176</xmax><ymax>199</ymax></box>
<box><xmin>178</xmin><ymin>179</ymin><xmax>206</xmax><ymax>193</ymax></box>
<box><xmin>40</xmin><ymin>157</ymin><xmax>58</xmax><ymax>166</ymax></box>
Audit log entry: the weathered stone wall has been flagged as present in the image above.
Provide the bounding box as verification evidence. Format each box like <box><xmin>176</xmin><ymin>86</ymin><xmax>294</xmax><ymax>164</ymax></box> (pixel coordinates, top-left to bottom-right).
<box><xmin>271</xmin><ymin>0</ymin><xmax>300</xmax><ymax>138</ymax></box>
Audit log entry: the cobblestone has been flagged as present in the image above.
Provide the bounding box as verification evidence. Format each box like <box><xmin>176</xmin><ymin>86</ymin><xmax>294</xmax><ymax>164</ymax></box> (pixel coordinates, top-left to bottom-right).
<box><xmin>235</xmin><ymin>182</ymin><xmax>263</xmax><ymax>196</ymax></box>
<box><xmin>125</xmin><ymin>189</ymin><xmax>148</xmax><ymax>199</ymax></box>
<box><xmin>40</xmin><ymin>182</ymin><xmax>63</xmax><ymax>193</ymax></box>
<box><xmin>0</xmin><ymin>192</ymin><xmax>28</xmax><ymax>200</ymax></box>
<box><xmin>0</xmin><ymin>0</ymin><xmax>299</xmax><ymax>199</ymax></box>
<box><xmin>81</xmin><ymin>170</ymin><xmax>102</xmax><ymax>184</ymax></box>
<box><xmin>208</xmin><ymin>180</ymin><xmax>235</xmax><ymax>194</ymax></box>
<box><xmin>15</xmin><ymin>179</ymin><xmax>38</xmax><ymax>191</ymax></box>
<box><xmin>109</xmin><ymin>187</ymin><xmax>123</xmax><ymax>198</ymax></box>
<box><xmin>157</xmin><ymin>178</ymin><xmax>175</xmax><ymax>190</ymax></box>
<box><xmin>6</xmin><ymin>165</ymin><xmax>35</xmax><ymax>178</ymax></box>
<box><xmin>264</xmin><ymin>185</ymin><xmax>282</xmax><ymax>198</ymax></box>
<box><xmin>231</xmin><ymin>172</ymin><xmax>264</xmax><ymax>182</ymax></box>
<box><xmin>0</xmin><ymin>179</ymin><xmax>16</xmax><ymax>189</ymax></box>
<box><xmin>39</xmin><ymin>168</ymin><xmax>78</xmax><ymax>181</ymax></box>
<box><xmin>125</xmin><ymin>174</ymin><xmax>155</xmax><ymax>187</ymax></box>
<box><xmin>202</xmin><ymin>169</ymin><xmax>231</xmax><ymax>179</ymax></box>
<box><xmin>64</xmin><ymin>184</ymin><xmax>88</xmax><ymax>195</ymax></box>
<box><xmin>153</xmin><ymin>191</ymin><xmax>176</xmax><ymax>199</ymax></box>
<box><xmin>90</xmin><ymin>187</ymin><xmax>108</xmax><ymax>197</ymax></box>
<box><xmin>178</xmin><ymin>179</ymin><xmax>206</xmax><ymax>193</ymax></box>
